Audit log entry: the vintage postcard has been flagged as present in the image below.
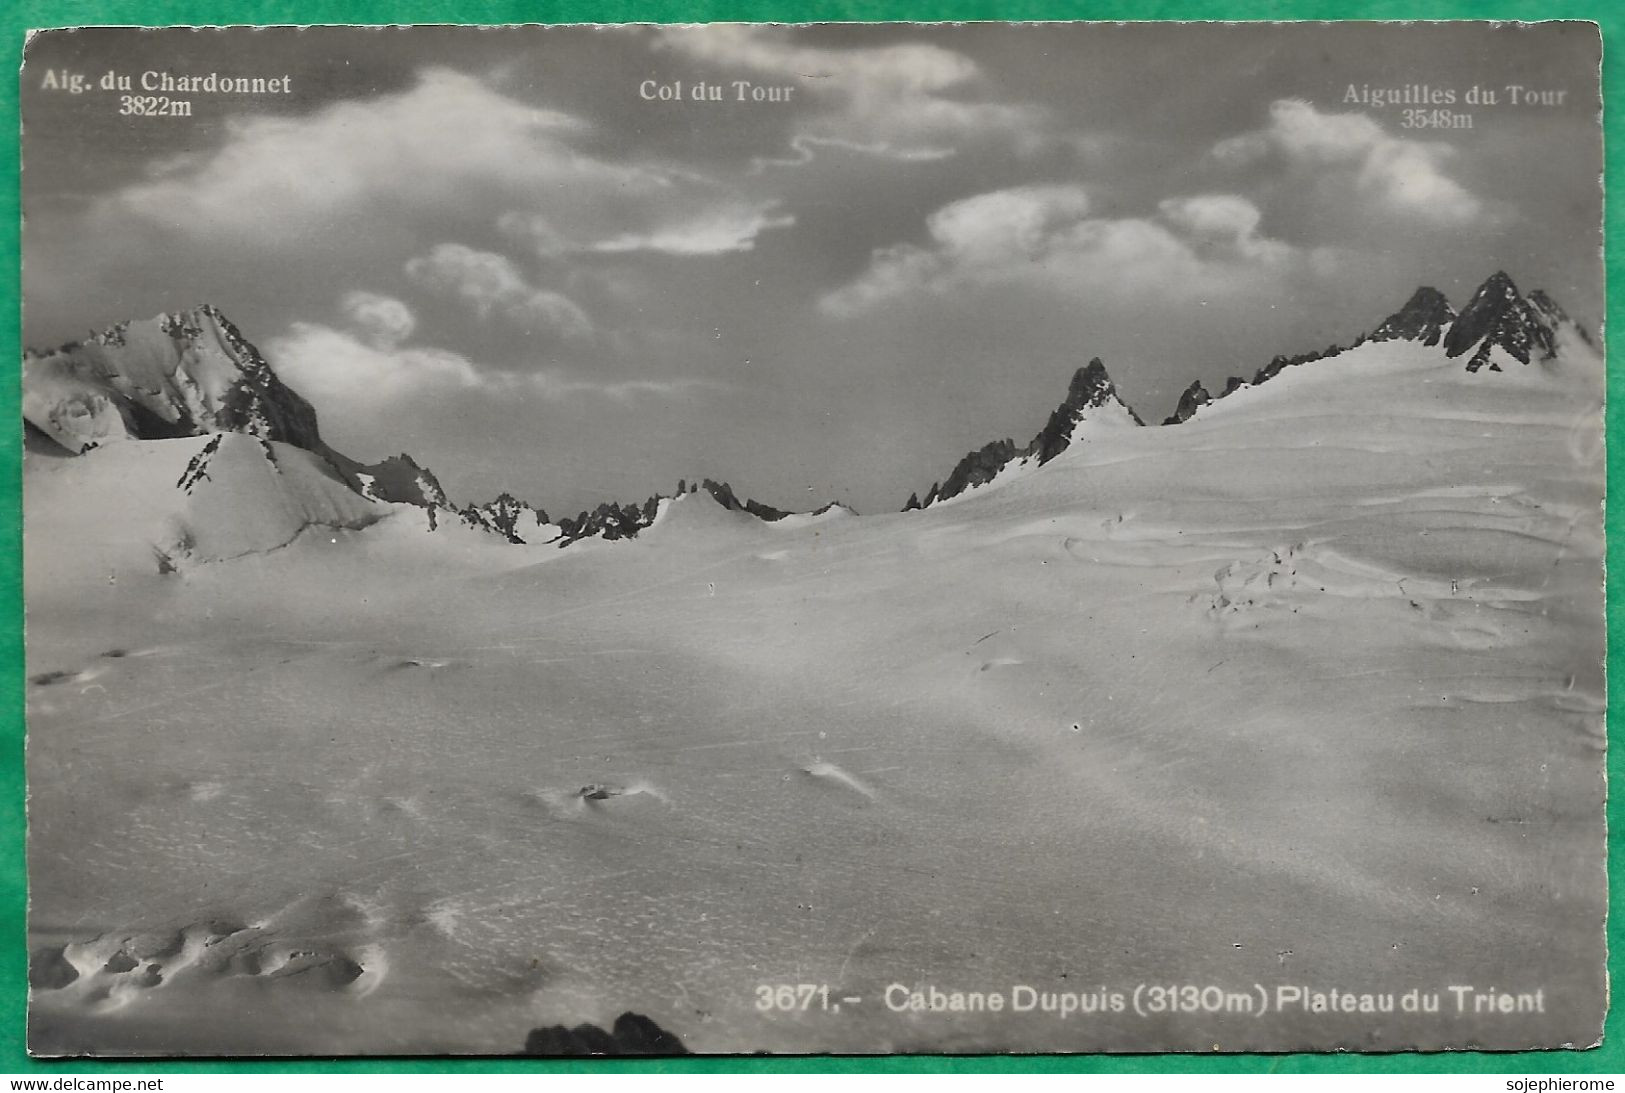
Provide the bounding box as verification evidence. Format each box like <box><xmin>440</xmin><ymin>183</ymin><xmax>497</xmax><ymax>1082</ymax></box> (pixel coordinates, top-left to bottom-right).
<box><xmin>20</xmin><ymin>22</ymin><xmax>1605</xmax><ymax>1055</ymax></box>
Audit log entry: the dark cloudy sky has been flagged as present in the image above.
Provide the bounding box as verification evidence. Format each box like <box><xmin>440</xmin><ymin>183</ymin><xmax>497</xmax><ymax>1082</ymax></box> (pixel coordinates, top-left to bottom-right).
<box><xmin>21</xmin><ymin>23</ymin><xmax>1602</xmax><ymax>514</ymax></box>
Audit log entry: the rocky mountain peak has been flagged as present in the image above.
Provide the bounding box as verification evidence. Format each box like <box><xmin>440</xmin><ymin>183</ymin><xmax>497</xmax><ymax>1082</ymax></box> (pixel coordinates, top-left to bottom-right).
<box><xmin>915</xmin><ymin>356</ymin><xmax>1147</xmax><ymax>509</ymax></box>
<box><xmin>1441</xmin><ymin>270</ymin><xmax>1557</xmax><ymax>372</ymax></box>
<box><xmin>1028</xmin><ymin>357</ymin><xmax>1143</xmax><ymax>466</ymax></box>
<box><xmin>1064</xmin><ymin>357</ymin><xmax>1119</xmax><ymax>410</ymax></box>
<box><xmin>24</xmin><ymin>305</ymin><xmax>325</xmax><ymax>456</ymax></box>
<box><xmin>24</xmin><ymin>305</ymin><xmax>463</xmax><ymax>520</ymax></box>
<box><xmin>1370</xmin><ymin>287</ymin><xmax>1456</xmax><ymax>346</ymax></box>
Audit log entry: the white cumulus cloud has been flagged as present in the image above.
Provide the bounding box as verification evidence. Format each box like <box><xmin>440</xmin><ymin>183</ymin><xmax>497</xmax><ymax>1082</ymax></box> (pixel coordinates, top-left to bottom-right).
<box><xmin>1155</xmin><ymin>195</ymin><xmax>1294</xmax><ymax>263</ymax></box>
<box><xmin>821</xmin><ymin>185</ymin><xmax>1311</xmax><ymax>317</ymax></box>
<box><xmin>107</xmin><ymin>68</ymin><xmax>646</xmax><ymax>244</ymax></box>
<box><xmin>339</xmin><ymin>291</ymin><xmax>417</xmax><ymax>350</ymax></box>
<box><xmin>404</xmin><ymin>243</ymin><xmax>592</xmax><ymax>338</ymax></box>
<box><xmin>1211</xmin><ymin>99</ymin><xmax>1483</xmax><ymax>224</ymax></box>
<box><xmin>269</xmin><ymin>321</ymin><xmax>485</xmax><ymax>405</ymax></box>
<box><xmin>588</xmin><ymin>203</ymin><xmax>796</xmax><ymax>256</ymax></box>
<box><xmin>102</xmin><ymin>65</ymin><xmax>788</xmax><ymax>262</ymax></box>
<box><xmin>499</xmin><ymin>200</ymin><xmax>794</xmax><ymax>258</ymax></box>
<box><xmin>654</xmin><ymin>26</ymin><xmax>1044</xmax><ymax>164</ymax></box>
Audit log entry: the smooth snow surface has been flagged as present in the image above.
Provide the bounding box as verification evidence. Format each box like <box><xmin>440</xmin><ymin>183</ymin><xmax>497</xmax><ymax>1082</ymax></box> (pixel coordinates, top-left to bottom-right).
<box><xmin>26</xmin><ymin>339</ymin><xmax>1605</xmax><ymax>1054</ymax></box>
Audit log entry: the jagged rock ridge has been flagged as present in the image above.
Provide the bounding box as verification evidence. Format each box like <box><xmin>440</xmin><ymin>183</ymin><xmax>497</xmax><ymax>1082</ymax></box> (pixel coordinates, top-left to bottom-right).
<box><xmin>1251</xmin><ymin>344</ymin><xmax>1348</xmax><ymax>387</ymax></box>
<box><xmin>557</xmin><ymin>495</ymin><xmax>665</xmax><ymax>545</ymax></box>
<box><xmin>700</xmin><ymin>478</ymin><xmax>791</xmax><ymax>522</ymax></box>
<box><xmin>549</xmin><ymin>478</ymin><xmax>802</xmax><ymax>547</ymax></box>
<box><xmin>911</xmin><ymin>356</ymin><xmax>1145</xmax><ymax>509</ymax></box>
<box><xmin>1159</xmin><ymin>273</ymin><xmax>1584</xmax><ymax>427</ymax></box>
<box><xmin>19</xmin><ymin>305</ymin><xmax>812</xmax><ymax>545</ymax></box>
<box><xmin>30</xmin><ymin>274</ymin><xmax>1588</xmax><ymax>552</ymax></box>
<box><xmin>22</xmin><ymin>308</ymin><xmax>818</xmax><ymax>553</ymax></box>
<box><xmin>937</xmin><ymin>439</ymin><xmax>1021</xmax><ymax>502</ymax></box>
<box><xmin>459</xmin><ymin>492</ymin><xmax>556</xmax><ymax>545</ymax></box>
<box><xmin>901</xmin><ymin>272</ymin><xmax>1588</xmax><ymax>509</ymax></box>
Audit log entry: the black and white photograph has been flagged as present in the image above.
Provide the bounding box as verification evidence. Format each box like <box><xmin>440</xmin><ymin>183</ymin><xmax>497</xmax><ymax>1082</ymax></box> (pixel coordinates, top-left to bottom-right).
<box><xmin>19</xmin><ymin>21</ymin><xmax>1606</xmax><ymax>1056</ymax></box>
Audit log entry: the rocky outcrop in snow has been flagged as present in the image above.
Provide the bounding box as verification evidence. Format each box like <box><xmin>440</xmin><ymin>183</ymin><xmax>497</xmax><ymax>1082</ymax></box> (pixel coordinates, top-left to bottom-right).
<box><xmin>557</xmin><ymin>496</ymin><xmax>664</xmax><ymax>544</ymax></box>
<box><xmin>700</xmin><ymin>479</ymin><xmax>791</xmax><ymax>522</ymax></box>
<box><xmin>937</xmin><ymin>439</ymin><xmax>1022</xmax><ymax>502</ymax></box>
<box><xmin>1027</xmin><ymin>358</ymin><xmax>1145</xmax><ymax>464</ymax></box>
<box><xmin>1161</xmin><ymin>380</ymin><xmax>1212</xmax><ymax>425</ymax></box>
<box><xmin>911</xmin><ymin>357</ymin><xmax>1144</xmax><ymax>508</ymax></box>
<box><xmin>552</xmin><ymin>478</ymin><xmax>803</xmax><ymax>547</ymax></box>
<box><xmin>1370</xmin><ymin>287</ymin><xmax>1456</xmax><ymax>346</ymax></box>
<box><xmin>1442</xmin><ymin>270</ymin><xmax>1569</xmax><ymax>372</ymax></box>
<box><xmin>1251</xmin><ymin>344</ymin><xmax>1348</xmax><ymax>387</ymax></box>
<box><xmin>459</xmin><ymin>492</ymin><xmax>558</xmax><ymax>544</ymax></box>
<box><xmin>350</xmin><ymin>453</ymin><xmax>449</xmax><ymax>510</ymax></box>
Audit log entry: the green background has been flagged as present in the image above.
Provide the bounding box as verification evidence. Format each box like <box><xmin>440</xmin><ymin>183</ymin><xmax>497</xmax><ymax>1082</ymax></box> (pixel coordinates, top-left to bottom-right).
<box><xmin>0</xmin><ymin>0</ymin><xmax>1616</xmax><ymax>1076</ymax></box>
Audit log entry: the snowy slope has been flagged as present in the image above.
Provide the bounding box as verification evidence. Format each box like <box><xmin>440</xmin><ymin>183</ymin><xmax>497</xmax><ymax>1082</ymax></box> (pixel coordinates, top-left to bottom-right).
<box><xmin>24</xmin><ymin>432</ymin><xmax>385</xmax><ymax>580</ymax></box>
<box><xmin>25</xmin><ymin>287</ymin><xmax>1605</xmax><ymax>1055</ymax></box>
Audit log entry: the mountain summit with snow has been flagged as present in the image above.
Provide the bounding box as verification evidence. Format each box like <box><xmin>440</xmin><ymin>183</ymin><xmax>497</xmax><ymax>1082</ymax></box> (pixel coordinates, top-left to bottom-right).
<box><xmin>21</xmin><ymin>306</ymin><xmax>455</xmax><ymax>518</ymax></box>
<box><xmin>900</xmin><ymin>271</ymin><xmax>1593</xmax><ymax>509</ymax></box>
<box><xmin>1441</xmin><ymin>270</ymin><xmax>1575</xmax><ymax>372</ymax></box>
<box><xmin>1028</xmin><ymin>357</ymin><xmax>1146</xmax><ymax>463</ymax></box>
<box><xmin>21</xmin><ymin>270</ymin><xmax>1596</xmax><ymax>561</ymax></box>
<box><xmin>1370</xmin><ymin>286</ymin><xmax>1456</xmax><ymax>346</ymax></box>
<box><xmin>911</xmin><ymin>357</ymin><xmax>1144</xmax><ymax>508</ymax></box>
<box><xmin>24</xmin><ymin>306</ymin><xmax>325</xmax><ymax>456</ymax></box>
<box><xmin>20</xmin><ymin>306</ymin><xmax>820</xmax><ymax>563</ymax></box>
